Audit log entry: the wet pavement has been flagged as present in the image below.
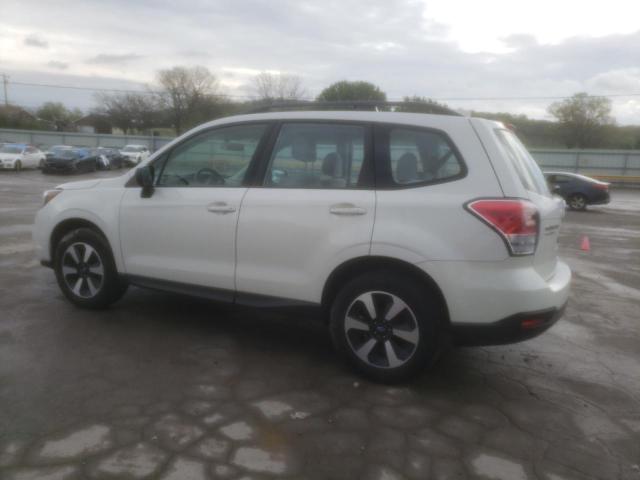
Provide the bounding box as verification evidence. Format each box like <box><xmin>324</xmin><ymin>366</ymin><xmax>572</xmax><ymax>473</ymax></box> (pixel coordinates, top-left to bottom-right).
<box><xmin>0</xmin><ymin>170</ymin><xmax>639</xmax><ymax>480</ymax></box>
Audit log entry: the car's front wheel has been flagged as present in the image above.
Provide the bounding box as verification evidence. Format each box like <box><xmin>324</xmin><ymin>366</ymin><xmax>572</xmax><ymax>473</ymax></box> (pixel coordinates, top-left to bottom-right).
<box><xmin>54</xmin><ymin>228</ymin><xmax>128</xmax><ymax>309</ymax></box>
<box><xmin>568</xmin><ymin>193</ymin><xmax>587</xmax><ymax>211</ymax></box>
<box><xmin>14</xmin><ymin>160</ymin><xmax>22</xmax><ymax>172</ymax></box>
<box><xmin>330</xmin><ymin>272</ymin><xmax>443</xmax><ymax>383</ymax></box>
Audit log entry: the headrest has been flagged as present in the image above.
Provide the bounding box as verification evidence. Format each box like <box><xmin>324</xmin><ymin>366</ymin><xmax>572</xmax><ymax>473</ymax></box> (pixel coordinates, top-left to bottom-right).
<box><xmin>396</xmin><ymin>152</ymin><xmax>418</xmax><ymax>183</ymax></box>
<box><xmin>291</xmin><ymin>137</ymin><xmax>316</xmax><ymax>163</ymax></box>
<box><xmin>322</xmin><ymin>152</ymin><xmax>343</xmax><ymax>177</ymax></box>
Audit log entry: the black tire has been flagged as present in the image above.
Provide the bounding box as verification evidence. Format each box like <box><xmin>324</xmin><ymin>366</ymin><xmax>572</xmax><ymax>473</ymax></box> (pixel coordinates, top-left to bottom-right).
<box><xmin>14</xmin><ymin>160</ymin><xmax>22</xmax><ymax>172</ymax></box>
<box><xmin>53</xmin><ymin>228</ymin><xmax>128</xmax><ymax>309</ymax></box>
<box><xmin>330</xmin><ymin>271</ymin><xmax>444</xmax><ymax>383</ymax></box>
<box><xmin>568</xmin><ymin>193</ymin><xmax>587</xmax><ymax>211</ymax></box>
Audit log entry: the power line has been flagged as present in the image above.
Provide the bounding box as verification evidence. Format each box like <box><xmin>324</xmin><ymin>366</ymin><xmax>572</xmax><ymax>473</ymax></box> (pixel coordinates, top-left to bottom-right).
<box><xmin>7</xmin><ymin>79</ymin><xmax>640</xmax><ymax>102</ymax></box>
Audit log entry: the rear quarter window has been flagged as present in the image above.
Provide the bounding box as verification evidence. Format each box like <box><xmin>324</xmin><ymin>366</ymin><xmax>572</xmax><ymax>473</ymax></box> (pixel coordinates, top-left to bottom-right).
<box><xmin>494</xmin><ymin>129</ymin><xmax>549</xmax><ymax>196</ymax></box>
<box><xmin>382</xmin><ymin>126</ymin><xmax>465</xmax><ymax>187</ymax></box>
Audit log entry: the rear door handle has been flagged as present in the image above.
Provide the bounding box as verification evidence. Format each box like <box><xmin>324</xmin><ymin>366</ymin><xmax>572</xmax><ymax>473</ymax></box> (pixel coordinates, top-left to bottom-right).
<box><xmin>329</xmin><ymin>203</ymin><xmax>367</xmax><ymax>216</ymax></box>
<box><xmin>207</xmin><ymin>202</ymin><xmax>236</xmax><ymax>214</ymax></box>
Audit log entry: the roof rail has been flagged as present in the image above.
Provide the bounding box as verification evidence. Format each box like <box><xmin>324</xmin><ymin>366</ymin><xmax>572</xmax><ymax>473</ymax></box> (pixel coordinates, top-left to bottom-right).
<box><xmin>244</xmin><ymin>100</ymin><xmax>462</xmax><ymax>117</ymax></box>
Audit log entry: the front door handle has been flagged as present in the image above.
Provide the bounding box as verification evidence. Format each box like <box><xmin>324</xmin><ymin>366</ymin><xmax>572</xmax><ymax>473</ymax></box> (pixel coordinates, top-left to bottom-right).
<box><xmin>329</xmin><ymin>203</ymin><xmax>367</xmax><ymax>216</ymax></box>
<box><xmin>207</xmin><ymin>202</ymin><xmax>236</xmax><ymax>214</ymax></box>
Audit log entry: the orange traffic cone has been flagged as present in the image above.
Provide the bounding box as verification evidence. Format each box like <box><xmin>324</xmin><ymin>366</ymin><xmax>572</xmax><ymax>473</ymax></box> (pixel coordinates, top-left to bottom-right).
<box><xmin>580</xmin><ymin>236</ymin><xmax>590</xmax><ymax>251</ymax></box>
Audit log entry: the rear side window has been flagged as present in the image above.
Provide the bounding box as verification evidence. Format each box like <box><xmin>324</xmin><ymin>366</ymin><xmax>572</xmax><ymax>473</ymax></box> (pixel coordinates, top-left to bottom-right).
<box><xmin>265</xmin><ymin>123</ymin><xmax>366</xmax><ymax>189</ymax></box>
<box><xmin>494</xmin><ymin>129</ymin><xmax>549</xmax><ymax>195</ymax></box>
<box><xmin>387</xmin><ymin>128</ymin><xmax>463</xmax><ymax>186</ymax></box>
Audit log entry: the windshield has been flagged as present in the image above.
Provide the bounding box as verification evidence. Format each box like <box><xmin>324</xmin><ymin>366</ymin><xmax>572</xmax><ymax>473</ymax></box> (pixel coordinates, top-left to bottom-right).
<box><xmin>58</xmin><ymin>150</ymin><xmax>79</xmax><ymax>159</ymax></box>
<box><xmin>0</xmin><ymin>145</ymin><xmax>24</xmax><ymax>154</ymax></box>
<box><xmin>122</xmin><ymin>146</ymin><xmax>143</xmax><ymax>152</ymax></box>
<box><xmin>494</xmin><ymin>129</ymin><xmax>549</xmax><ymax>196</ymax></box>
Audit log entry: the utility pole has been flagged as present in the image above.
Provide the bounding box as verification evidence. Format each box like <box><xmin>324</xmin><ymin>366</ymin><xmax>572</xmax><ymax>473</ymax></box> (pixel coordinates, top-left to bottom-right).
<box><xmin>1</xmin><ymin>74</ymin><xmax>8</xmax><ymax>106</ymax></box>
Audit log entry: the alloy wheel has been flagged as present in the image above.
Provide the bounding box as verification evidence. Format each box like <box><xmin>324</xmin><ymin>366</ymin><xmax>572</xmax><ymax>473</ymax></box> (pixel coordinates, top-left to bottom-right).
<box><xmin>570</xmin><ymin>195</ymin><xmax>586</xmax><ymax>210</ymax></box>
<box><xmin>61</xmin><ymin>242</ymin><xmax>104</xmax><ymax>298</ymax></box>
<box><xmin>344</xmin><ymin>291</ymin><xmax>420</xmax><ymax>369</ymax></box>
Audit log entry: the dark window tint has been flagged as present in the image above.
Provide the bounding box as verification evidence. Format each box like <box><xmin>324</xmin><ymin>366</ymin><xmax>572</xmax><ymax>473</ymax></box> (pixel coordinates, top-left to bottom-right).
<box><xmin>266</xmin><ymin>123</ymin><xmax>366</xmax><ymax>188</ymax></box>
<box><xmin>158</xmin><ymin>124</ymin><xmax>267</xmax><ymax>187</ymax></box>
<box><xmin>388</xmin><ymin>128</ymin><xmax>463</xmax><ymax>185</ymax></box>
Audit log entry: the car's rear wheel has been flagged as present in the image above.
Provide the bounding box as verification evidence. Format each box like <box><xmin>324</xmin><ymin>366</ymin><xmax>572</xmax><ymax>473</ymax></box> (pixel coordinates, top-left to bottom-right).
<box><xmin>54</xmin><ymin>228</ymin><xmax>128</xmax><ymax>309</ymax></box>
<box><xmin>14</xmin><ymin>160</ymin><xmax>22</xmax><ymax>172</ymax></box>
<box><xmin>330</xmin><ymin>272</ymin><xmax>443</xmax><ymax>383</ymax></box>
<box><xmin>568</xmin><ymin>193</ymin><xmax>587</xmax><ymax>211</ymax></box>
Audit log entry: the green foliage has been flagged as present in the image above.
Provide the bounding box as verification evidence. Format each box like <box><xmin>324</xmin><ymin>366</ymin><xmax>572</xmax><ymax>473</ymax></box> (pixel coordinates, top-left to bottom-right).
<box><xmin>316</xmin><ymin>81</ymin><xmax>386</xmax><ymax>102</ymax></box>
<box><xmin>396</xmin><ymin>96</ymin><xmax>452</xmax><ymax>114</ymax></box>
<box><xmin>548</xmin><ymin>93</ymin><xmax>614</xmax><ymax>148</ymax></box>
<box><xmin>36</xmin><ymin>102</ymin><xmax>82</xmax><ymax>131</ymax></box>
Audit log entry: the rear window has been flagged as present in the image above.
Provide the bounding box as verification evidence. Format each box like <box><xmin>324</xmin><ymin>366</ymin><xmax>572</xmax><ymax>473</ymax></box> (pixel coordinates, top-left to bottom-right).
<box><xmin>494</xmin><ymin>129</ymin><xmax>549</xmax><ymax>196</ymax></box>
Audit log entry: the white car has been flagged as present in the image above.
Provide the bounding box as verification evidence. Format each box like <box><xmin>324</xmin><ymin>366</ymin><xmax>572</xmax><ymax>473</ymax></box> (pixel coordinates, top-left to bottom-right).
<box><xmin>120</xmin><ymin>145</ymin><xmax>150</xmax><ymax>166</ymax></box>
<box><xmin>0</xmin><ymin>143</ymin><xmax>46</xmax><ymax>170</ymax></box>
<box><xmin>33</xmin><ymin>110</ymin><xmax>571</xmax><ymax>381</ymax></box>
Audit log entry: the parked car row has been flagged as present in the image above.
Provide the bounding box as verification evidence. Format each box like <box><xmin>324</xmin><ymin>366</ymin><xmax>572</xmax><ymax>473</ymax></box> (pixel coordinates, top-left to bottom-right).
<box><xmin>0</xmin><ymin>143</ymin><xmax>150</xmax><ymax>173</ymax></box>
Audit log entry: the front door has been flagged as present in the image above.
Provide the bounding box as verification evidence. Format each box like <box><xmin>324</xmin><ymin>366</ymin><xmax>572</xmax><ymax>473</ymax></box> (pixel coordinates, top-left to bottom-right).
<box><xmin>119</xmin><ymin>123</ymin><xmax>270</xmax><ymax>293</ymax></box>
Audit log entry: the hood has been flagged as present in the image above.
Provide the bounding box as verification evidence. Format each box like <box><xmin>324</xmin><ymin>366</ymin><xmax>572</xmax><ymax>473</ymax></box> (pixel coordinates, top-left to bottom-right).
<box><xmin>0</xmin><ymin>153</ymin><xmax>20</xmax><ymax>161</ymax></box>
<box><xmin>56</xmin><ymin>179</ymin><xmax>102</xmax><ymax>190</ymax></box>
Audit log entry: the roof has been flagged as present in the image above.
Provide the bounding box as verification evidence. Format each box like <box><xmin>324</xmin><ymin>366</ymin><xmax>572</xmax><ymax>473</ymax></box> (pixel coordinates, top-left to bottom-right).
<box><xmin>197</xmin><ymin>110</ymin><xmax>478</xmax><ymax>133</ymax></box>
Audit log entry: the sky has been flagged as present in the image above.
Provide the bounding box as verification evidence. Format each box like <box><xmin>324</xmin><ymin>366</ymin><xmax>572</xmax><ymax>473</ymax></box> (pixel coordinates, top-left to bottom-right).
<box><xmin>1</xmin><ymin>0</ymin><xmax>640</xmax><ymax>124</ymax></box>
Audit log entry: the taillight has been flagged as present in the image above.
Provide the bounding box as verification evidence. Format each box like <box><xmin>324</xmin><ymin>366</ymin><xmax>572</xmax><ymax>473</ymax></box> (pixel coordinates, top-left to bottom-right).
<box><xmin>593</xmin><ymin>183</ymin><xmax>609</xmax><ymax>191</ymax></box>
<box><xmin>466</xmin><ymin>199</ymin><xmax>539</xmax><ymax>256</ymax></box>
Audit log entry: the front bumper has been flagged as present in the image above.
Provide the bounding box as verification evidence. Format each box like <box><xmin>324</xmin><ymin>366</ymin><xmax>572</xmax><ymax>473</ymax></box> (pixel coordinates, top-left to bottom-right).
<box><xmin>43</xmin><ymin>162</ymin><xmax>77</xmax><ymax>173</ymax></box>
<box><xmin>451</xmin><ymin>302</ymin><xmax>567</xmax><ymax>346</ymax></box>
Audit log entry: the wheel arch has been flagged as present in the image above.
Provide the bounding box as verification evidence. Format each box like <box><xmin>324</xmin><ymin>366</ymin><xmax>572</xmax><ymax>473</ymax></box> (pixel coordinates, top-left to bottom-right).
<box><xmin>50</xmin><ymin>218</ymin><xmax>112</xmax><ymax>261</ymax></box>
<box><xmin>321</xmin><ymin>256</ymin><xmax>450</xmax><ymax>325</ymax></box>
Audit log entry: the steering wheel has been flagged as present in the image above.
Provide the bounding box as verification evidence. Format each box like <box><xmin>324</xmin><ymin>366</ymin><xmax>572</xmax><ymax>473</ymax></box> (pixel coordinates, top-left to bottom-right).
<box><xmin>195</xmin><ymin>167</ymin><xmax>225</xmax><ymax>185</ymax></box>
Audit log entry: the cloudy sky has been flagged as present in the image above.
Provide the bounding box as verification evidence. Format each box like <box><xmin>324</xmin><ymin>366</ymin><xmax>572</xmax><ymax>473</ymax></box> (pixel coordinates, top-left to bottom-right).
<box><xmin>2</xmin><ymin>0</ymin><xmax>640</xmax><ymax>123</ymax></box>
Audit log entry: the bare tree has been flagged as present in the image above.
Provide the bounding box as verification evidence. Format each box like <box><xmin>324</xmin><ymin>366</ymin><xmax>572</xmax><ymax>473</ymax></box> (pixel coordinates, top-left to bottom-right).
<box><xmin>94</xmin><ymin>92</ymin><xmax>159</xmax><ymax>134</ymax></box>
<box><xmin>156</xmin><ymin>66</ymin><xmax>221</xmax><ymax>134</ymax></box>
<box><xmin>251</xmin><ymin>72</ymin><xmax>307</xmax><ymax>102</ymax></box>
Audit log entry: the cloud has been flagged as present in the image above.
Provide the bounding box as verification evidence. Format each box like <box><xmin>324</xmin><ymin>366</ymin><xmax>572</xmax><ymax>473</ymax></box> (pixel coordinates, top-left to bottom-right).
<box><xmin>85</xmin><ymin>53</ymin><xmax>143</xmax><ymax>65</ymax></box>
<box><xmin>3</xmin><ymin>0</ymin><xmax>640</xmax><ymax>122</ymax></box>
<box><xmin>47</xmin><ymin>61</ymin><xmax>69</xmax><ymax>70</ymax></box>
<box><xmin>24</xmin><ymin>34</ymin><xmax>48</xmax><ymax>48</ymax></box>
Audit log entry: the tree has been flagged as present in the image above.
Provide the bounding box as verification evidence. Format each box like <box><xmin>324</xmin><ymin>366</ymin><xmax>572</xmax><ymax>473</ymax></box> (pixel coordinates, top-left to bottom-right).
<box><xmin>396</xmin><ymin>96</ymin><xmax>452</xmax><ymax>114</ymax></box>
<box><xmin>156</xmin><ymin>66</ymin><xmax>221</xmax><ymax>134</ymax></box>
<box><xmin>316</xmin><ymin>81</ymin><xmax>386</xmax><ymax>102</ymax></box>
<box><xmin>548</xmin><ymin>93</ymin><xmax>614</xmax><ymax>148</ymax></box>
<box><xmin>251</xmin><ymin>72</ymin><xmax>307</xmax><ymax>102</ymax></box>
<box><xmin>36</xmin><ymin>102</ymin><xmax>82</xmax><ymax>131</ymax></box>
<box><xmin>94</xmin><ymin>92</ymin><xmax>159</xmax><ymax>134</ymax></box>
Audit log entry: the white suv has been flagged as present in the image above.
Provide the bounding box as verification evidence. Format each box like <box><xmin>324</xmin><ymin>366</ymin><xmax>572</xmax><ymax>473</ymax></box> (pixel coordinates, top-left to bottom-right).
<box><xmin>33</xmin><ymin>111</ymin><xmax>571</xmax><ymax>381</ymax></box>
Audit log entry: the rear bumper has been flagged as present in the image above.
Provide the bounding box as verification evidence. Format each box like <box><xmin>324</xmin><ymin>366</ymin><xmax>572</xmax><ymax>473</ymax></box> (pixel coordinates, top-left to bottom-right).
<box><xmin>451</xmin><ymin>302</ymin><xmax>567</xmax><ymax>346</ymax></box>
<box><xmin>589</xmin><ymin>191</ymin><xmax>610</xmax><ymax>205</ymax></box>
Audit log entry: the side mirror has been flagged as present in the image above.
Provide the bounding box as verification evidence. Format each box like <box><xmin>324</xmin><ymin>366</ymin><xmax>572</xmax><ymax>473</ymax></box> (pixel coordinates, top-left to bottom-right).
<box><xmin>135</xmin><ymin>165</ymin><xmax>155</xmax><ymax>198</ymax></box>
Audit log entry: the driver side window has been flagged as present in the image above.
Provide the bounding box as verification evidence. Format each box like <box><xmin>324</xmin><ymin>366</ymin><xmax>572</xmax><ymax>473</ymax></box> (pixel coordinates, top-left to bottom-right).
<box><xmin>157</xmin><ymin>124</ymin><xmax>267</xmax><ymax>187</ymax></box>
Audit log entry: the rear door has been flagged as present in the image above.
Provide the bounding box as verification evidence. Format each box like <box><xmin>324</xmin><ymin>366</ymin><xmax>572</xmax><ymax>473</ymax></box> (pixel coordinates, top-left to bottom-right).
<box><xmin>235</xmin><ymin>121</ymin><xmax>375</xmax><ymax>303</ymax></box>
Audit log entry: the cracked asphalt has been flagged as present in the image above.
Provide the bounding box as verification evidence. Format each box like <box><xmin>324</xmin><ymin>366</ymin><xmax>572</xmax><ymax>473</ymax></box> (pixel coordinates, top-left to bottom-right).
<box><xmin>0</xmin><ymin>170</ymin><xmax>639</xmax><ymax>480</ymax></box>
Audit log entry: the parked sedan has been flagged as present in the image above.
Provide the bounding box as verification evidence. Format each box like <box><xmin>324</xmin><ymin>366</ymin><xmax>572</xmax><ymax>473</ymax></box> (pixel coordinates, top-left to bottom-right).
<box><xmin>45</xmin><ymin>145</ymin><xmax>74</xmax><ymax>160</ymax></box>
<box><xmin>120</xmin><ymin>145</ymin><xmax>150</xmax><ymax>167</ymax></box>
<box><xmin>544</xmin><ymin>171</ymin><xmax>610</xmax><ymax>210</ymax></box>
<box><xmin>0</xmin><ymin>143</ymin><xmax>46</xmax><ymax>171</ymax></box>
<box><xmin>42</xmin><ymin>148</ymin><xmax>97</xmax><ymax>174</ymax></box>
<box><xmin>85</xmin><ymin>147</ymin><xmax>125</xmax><ymax>170</ymax></box>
